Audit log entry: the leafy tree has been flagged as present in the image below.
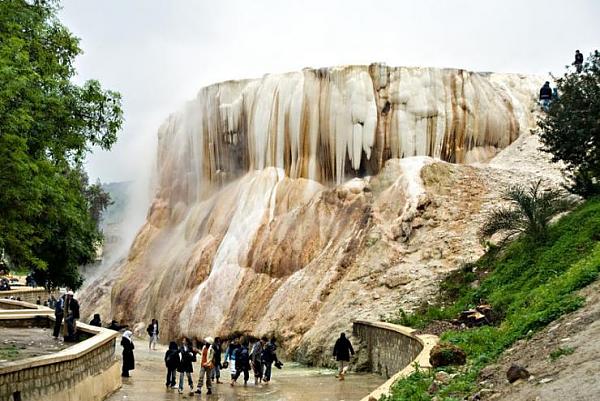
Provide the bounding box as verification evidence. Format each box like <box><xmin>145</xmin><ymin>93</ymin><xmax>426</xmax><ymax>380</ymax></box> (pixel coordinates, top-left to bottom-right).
<box><xmin>83</xmin><ymin>176</ymin><xmax>114</xmax><ymax>228</ymax></box>
<box><xmin>537</xmin><ymin>50</ymin><xmax>600</xmax><ymax>196</ymax></box>
<box><xmin>479</xmin><ymin>180</ymin><xmax>576</xmax><ymax>244</ymax></box>
<box><xmin>0</xmin><ymin>0</ymin><xmax>123</xmax><ymax>288</ymax></box>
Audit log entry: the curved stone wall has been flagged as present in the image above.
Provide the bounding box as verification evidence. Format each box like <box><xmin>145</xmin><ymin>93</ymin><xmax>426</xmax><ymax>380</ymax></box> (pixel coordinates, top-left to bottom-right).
<box><xmin>353</xmin><ymin>320</ymin><xmax>438</xmax><ymax>401</ymax></box>
<box><xmin>0</xmin><ymin>307</ymin><xmax>120</xmax><ymax>401</ymax></box>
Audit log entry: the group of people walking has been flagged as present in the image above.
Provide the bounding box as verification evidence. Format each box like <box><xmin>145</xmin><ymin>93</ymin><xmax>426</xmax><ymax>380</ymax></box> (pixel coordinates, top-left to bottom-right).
<box><xmin>120</xmin><ymin>322</ymin><xmax>284</xmax><ymax>396</ymax></box>
<box><xmin>163</xmin><ymin>335</ymin><xmax>282</xmax><ymax>395</ymax></box>
<box><xmin>118</xmin><ymin>318</ymin><xmax>357</xmax><ymax>396</ymax></box>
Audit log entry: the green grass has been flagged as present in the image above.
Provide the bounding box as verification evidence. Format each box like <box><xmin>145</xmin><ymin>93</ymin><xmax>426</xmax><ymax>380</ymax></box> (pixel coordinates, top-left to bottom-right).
<box><xmin>0</xmin><ymin>344</ymin><xmax>20</xmax><ymax>361</ymax></box>
<box><xmin>549</xmin><ymin>346</ymin><xmax>575</xmax><ymax>361</ymax></box>
<box><xmin>386</xmin><ymin>198</ymin><xmax>600</xmax><ymax>401</ymax></box>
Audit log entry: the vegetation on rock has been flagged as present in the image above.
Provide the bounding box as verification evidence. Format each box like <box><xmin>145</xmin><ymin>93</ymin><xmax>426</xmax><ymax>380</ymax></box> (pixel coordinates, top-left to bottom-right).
<box><xmin>478</xmin><ymin>179</ymin><xmax>576</xmax><ymax>244</ymax></box>
<box><xmin>386</xmin><ymin>198</ymin><xmax>600</xmax><ymax>400</ymax></box>
<box><xmin>0</xmin><ymin>0</ymin><xmax>122</xmax><ymax>288</ymax></box>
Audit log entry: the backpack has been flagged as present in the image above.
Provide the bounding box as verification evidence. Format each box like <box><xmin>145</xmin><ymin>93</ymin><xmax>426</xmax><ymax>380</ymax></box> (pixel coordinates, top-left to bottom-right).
<box><xmin>165</xmin><ymin>350</ymin><xmax>179</xmax><ymax>369</ymax></box>
<box><xmin>237</xmin><ymin>347</ymin><xmax>250</xmax><ymax>367</ymax></box>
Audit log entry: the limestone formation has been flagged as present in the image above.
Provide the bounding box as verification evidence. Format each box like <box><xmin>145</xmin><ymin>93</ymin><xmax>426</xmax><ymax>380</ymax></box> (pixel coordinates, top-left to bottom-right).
<box><xmin>79</xmin><ymin>64</ymin><xmax>557</xmax><ymax>364</ymax></box>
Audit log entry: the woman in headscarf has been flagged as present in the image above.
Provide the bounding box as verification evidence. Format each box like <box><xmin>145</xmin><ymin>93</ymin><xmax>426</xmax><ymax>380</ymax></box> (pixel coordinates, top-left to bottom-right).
<box><xmin>121</xmin><ymin>330</ymin><xmax>135</xmax><ymax>377</ymax></box>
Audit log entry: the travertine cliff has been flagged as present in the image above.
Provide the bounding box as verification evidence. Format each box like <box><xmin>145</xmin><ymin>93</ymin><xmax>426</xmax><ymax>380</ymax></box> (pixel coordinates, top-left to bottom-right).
<box><xmin>80</xmin><ymin>64</ymin><xmax>553</xmax><ymax>363</ymax></box>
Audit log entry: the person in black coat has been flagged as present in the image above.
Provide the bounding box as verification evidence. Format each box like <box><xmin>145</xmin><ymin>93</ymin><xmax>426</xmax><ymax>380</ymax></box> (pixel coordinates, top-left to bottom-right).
<box><xmin>63</xmin><ymin>291</ymin><xmax>80</xmax><ymax>342</ymax></box>
<box><xmin>177</xmin><ymin>337</ymin><xmax>196</xmax><ymax>394</ymax></box>
<box><xmin>89</xmin><ymin>313</ymin><xmax>102</xmax><ymax>327</ymax></box>
<box><xmin>573</xmin><ymin>50</ymin><xmax>584</xmax><ymax>73</ymax></box>
<box><xmin>164</xmin><ymin>341</ymin><xmax>179</xmax><ymax>388</ymax></box>
<box><xmin>146</xmin><ymin>318</ymin><xmax>159</xmax><ymax>350</ymax></box>
<box><xmin>261</xmin><ymin>337</ymin><xmax>281</xmax><ymax>384</ymax></box>
<box><xmin>210</xmin><ymin>337</ymin><xmax>223</xmax><ymax>383</ymax></box>
<box><xmin>121</xmin><ymin>330</ymin><xmax>135</xmax><ymax>377</ymax></box>
<box><xmin>333</xmin><ymin>332</ymin><xmax>354</xmax><ymax>380</ymax></box>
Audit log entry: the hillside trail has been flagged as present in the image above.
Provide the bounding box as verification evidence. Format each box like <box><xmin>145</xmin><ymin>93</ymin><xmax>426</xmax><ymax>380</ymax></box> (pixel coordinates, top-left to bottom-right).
<box><xmin>479</xmin><ymin>279</ymin><xmax>600</xmax><ymax>401</ymax></box>
<box><xmin>106</xmin><ymin>340</ymin><xmax>385</xmax><ymax>401</ymax></box>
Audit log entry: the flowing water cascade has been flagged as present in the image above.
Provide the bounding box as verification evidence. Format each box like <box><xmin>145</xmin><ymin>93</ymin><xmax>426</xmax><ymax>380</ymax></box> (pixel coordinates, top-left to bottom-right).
<box><xmin>82</xmin><ymin>64</ymin><xmax>543</xmax><ymax>364</ymax></box>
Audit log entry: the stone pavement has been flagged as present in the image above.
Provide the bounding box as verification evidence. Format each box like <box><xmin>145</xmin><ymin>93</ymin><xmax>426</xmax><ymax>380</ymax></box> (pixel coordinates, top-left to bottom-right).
<box><xmin>107</xmin><ymin>341</ymin><xmax>384</xmax><ymax>401</ymax></box>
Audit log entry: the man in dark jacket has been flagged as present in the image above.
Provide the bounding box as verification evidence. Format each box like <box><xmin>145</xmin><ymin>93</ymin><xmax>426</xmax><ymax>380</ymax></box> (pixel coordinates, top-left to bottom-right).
<box><xmin>261</xmin><ymin>337</ymin><xmax>281</xmax><ymax>384</ymax></box>
<box><xmin>539</xmin><ymin>81</ymin><xmax>553</xmax><ymax>111</ymax></box>
<box><xmin>63</xmin><ymin>291</ymin><xmax>80</xmax><ymax>342</ymax></box>
<box><xmin>210</xmin><ymin>337</ymin><xmax>223</xmax><ymax>383</ymax></box>
<box><xmin>573</xmin><ymin>50</ymin><xmax>584</xmax><ymax>73</ymax></box>
<box><xmin>164</xmin><ymin>341</ymin><xmax>179</xmax><ymax>388</ymax></box>
<box><xmin>53</xmin><ymin>294</ymin><xmax>65</xmax><ymax>338</ymax></box>
<box><xmin>333</xmin><ymin>332</ymin><xmax>355</xmax><ymax>380</ymax></box>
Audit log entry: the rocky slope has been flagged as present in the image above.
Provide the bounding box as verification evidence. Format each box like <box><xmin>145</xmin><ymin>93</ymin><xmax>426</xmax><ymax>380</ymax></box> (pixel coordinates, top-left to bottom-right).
<box><xmin>79</xmin><ymin>64</ymin><xmax>557</xmax><ymax>364</ymax></box>
<box><xmin>478</xmin><ymin>280</ymin><xmax>600</xmax><ymax>401</ymax></box>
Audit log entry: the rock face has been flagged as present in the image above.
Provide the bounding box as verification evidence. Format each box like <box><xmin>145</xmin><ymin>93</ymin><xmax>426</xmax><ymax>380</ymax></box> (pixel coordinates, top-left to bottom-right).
<box><xmin>79</xmin><ymin>64</ymin><xmax>552</xmax><ymax>364</ymax></box>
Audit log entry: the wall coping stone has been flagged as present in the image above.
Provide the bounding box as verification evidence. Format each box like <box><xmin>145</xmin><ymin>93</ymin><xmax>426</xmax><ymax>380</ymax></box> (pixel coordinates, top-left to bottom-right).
<box><xmin>0</xmin><ymin>308</ymin><xmax>119</xmax><ymax>375</ymax></box>
<box><xmin>354</xmin><ymin>320</ymin><xmax>439</xmax><ymax>401</ymax></box>
<box><xmin>0</xmin><ymin>299</ymin><xmax>50</xmax><ymax>310</ymax></box>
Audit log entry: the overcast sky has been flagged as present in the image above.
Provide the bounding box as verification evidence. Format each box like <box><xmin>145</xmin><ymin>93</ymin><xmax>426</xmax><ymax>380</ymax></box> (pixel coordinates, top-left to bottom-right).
<box><xmin>59</xmin><ymin>0</ymin><xmax>600</xmax><ymax>183</ymax></box>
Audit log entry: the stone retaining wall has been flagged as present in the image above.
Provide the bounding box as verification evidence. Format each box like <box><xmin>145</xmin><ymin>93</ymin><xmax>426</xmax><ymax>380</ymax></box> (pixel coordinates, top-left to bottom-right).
<box><xmin>0</xmin><ymin>288</ymin><xmax>59</xmax><ymax>304</ymax></box>
<box><xmin>0</xmin><ymin>309</ymin><xmax>120</xmax><ymax>401</ymax></box>
<box><xmin>353</xmin><ymin>320</ymin><xmax>438</xmax><ymax>401</ymax></box>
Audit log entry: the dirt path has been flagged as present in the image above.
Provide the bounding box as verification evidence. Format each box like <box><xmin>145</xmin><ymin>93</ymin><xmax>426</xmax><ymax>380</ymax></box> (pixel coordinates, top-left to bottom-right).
<box><xmin>479</xmin><ymin>280</ymin><xmax>600</xmax><ymax>401</ymax></box>
<box><xmin>107</xmin><ymin>341</ymin><xmax>385</xmax><ymax>401</ymax></box>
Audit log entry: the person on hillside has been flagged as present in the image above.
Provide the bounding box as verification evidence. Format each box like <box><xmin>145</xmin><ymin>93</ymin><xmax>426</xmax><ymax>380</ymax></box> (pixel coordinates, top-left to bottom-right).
<box><xmin>164</xmin><ymin>341</ymin><xmax>179</xmax><ymax>389</ymax></box>
<box><xmin>177</xmin><ymin>337</ymin><xmax>196</xmax><ymax>394</ymax></box>
<box><xmin>195</xmin><ymin>337</ymin><xmax>214</xmax><ymax>394</ymax></box>
<box><xmin>52</xmin><ymin>294</ymin><xmax>65</xmax><ymax>338</ymax></box>
<box><xmin>89</xmin><ymin>313</ymin><xmax>102</xmax><ymax>327</ymax></box>
<box><xmin>231</xmin><ymin>339</ymin><xmax>251</xmax><ymax>386</ymax></box>
<box><xmin>210</xmin><ymin>337</ymin><xmax>223</xmax><ymax>384</ymax></box>
<box><xmin>333</xmin><ymin>332</ymin><xmax>355</xmax><ymax>380</ymax></box>
<box><xmin>224</xmin><ymin>337</ymin><xmax>241</xmax><ymax>381</ymax></box>
<box><xmin>539</xmin><ymin>81</ymin><xmax>553</xmax><ymax>111</ymax></box>
<box><xmin>250</xmin><ymin>337</ymin><xmax>265</xmax><ymax>385</ymax></box>
<box><xmin>261</xmin><ymin>337</ymin><xmax>282</xmax><ymax>384</ymax></box>
<box><xmin>146</xmin><ymin>318</ymin><xmax>159</xmax><ymax>350</ymax></box>
<box><xmin>573</xmin><ymin>50</ymin><xmax>584</xmax><ymax>73</ymax></box>
<box><xmin>120</xmin><ymin>330</ymin><xmax>135</xmax><ymax>377</ymax></box>
<box><xmin>63</xmin><ymin>291</ymin><xmax>80</xmax><ymax>342</ymax></box>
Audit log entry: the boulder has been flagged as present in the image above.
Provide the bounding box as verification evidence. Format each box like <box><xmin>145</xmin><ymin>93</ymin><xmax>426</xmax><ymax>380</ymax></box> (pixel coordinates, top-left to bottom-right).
<box><xmin>506</xmin><ymin>364</ymin><xmax>530</xmax><ymax>383</ymax></box>
<box><xmin>429</xmin><ymin>343</ymin><xmax>467</xmax><ymax>368</ymax></box>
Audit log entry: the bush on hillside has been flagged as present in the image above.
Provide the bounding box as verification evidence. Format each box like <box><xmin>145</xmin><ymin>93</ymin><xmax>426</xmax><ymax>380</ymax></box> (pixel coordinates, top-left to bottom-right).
<box><xmin>479</xmin><ymin>179</ymin><xmax>576</xmax><ymax>244</ymax></box>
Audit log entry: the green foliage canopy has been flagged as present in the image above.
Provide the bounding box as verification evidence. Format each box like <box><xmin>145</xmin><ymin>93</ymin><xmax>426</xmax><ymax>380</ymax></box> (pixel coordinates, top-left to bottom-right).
<box><xmin>0</xmin><ymin>0</ymin><xmax>123</xmax><ymax>288</ymax></box>
<box><xmin>538</xmin><ymin>50</ymin><xmax>600</xmax><ymax>196</ymax></box>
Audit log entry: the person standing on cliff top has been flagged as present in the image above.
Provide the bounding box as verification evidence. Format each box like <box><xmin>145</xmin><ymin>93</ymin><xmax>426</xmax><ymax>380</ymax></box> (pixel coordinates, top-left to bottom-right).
<box><xmin>146</xmin><ymin>318</ymin><xmax>159</xmax><ymax>350</ymax></box>
<box><xmin>333</xmin><ymin>332</ymin><xmax>355</xmax><ymax>380</ymax></box>
<box><xmin>573</xmin><ymin>50</ymin><xmax>584</xmax><ymax>73</ymax></box>
<box><xmin>539</xmin><ymin>81</ymin><xmax>553</xmax><ymax>112</ymax></box>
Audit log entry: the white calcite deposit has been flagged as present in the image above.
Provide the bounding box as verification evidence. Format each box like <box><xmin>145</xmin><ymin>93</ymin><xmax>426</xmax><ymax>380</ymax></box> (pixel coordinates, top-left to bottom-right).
<box><xmin>80</xmin><ymin>64</ymin><xmax>556</xmax><ymax>364</ymax></box>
